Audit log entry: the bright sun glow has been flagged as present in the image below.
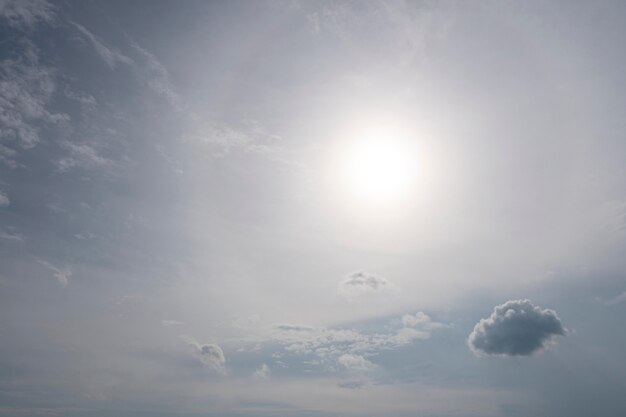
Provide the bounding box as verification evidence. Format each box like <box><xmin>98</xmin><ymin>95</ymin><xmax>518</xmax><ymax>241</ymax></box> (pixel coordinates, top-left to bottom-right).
<box><xmin>341</xmin><ymin>124</ymin><xmax>418</xmax><ymax>205</ymax></box>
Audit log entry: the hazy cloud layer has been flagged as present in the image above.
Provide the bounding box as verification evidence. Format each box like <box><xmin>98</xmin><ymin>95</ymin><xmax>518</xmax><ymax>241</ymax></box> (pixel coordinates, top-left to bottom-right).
<box><xmin>270</xmin><ymin>311</ymin><xmax>445</xmax><ymax>371</ymax></box>
<box><xmin>1</xmin><ymin>1</ymin><xmax>626</xmax><ymax>416</ymax></box>
<box><xmin>468</xmin><ymin>299</ymin><xmax>565</xmax><ymax>356</ymax></box>
<box><xmin>0</xmin><ymin>0</ymin><xmax>56</xmax><ymax>30</ymax></box>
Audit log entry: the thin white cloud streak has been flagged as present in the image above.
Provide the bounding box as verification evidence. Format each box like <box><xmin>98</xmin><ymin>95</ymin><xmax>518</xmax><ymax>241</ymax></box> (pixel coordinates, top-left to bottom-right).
<box><xmin>161</xmin><ymin>319</ymin><xmax>185</xmax><ymax>327</ymax></box>
<box><xmin>131</xmin><ymin>43</ymin><xmax>182</xmax><ymax>110</ymax></box>
<box><xmin>37</xmin><ymin>260</ymin><xmax>71</xmax><ymax>287</ymax></box>
<box><xmin>606</xmin><ymin>291</ymin><xmax>626</xmax><ymax>306</ymax></box>
<box><xmin>0</xmin><ymin>229</ymin><xmax>23</xmax><ymax>242</ymax></box>
<box><xmin>71</xmin><ymin>21</ymin><xmax>134</xmax><ymax>69</ymax></box>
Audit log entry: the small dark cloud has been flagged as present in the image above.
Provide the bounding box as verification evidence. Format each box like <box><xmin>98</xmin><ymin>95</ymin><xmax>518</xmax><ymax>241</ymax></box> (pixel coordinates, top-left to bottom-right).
<box><xmin>338</xmin><ymin>271</ymin><xmax>393</xmax><ymax>297</ymax></box>
<box><xmin>468</xmin><ymin>299</ymin><xmax>565</xmax><ymax>356</ymax></box>
<box><xmin>180</xmin><ymin>335</ymin><xmax>226</xmax><ymax>373</ymax></box>
<box><xmin>273</xmin><ymin>324</ymin><xmax>315</xmax><ymax>332</ymax></box>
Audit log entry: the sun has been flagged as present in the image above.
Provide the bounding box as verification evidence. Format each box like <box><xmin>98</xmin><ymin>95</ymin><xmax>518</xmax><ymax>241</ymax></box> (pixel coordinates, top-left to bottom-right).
<box><xmin>341</xmin><ymin>124</ymin><xmax>418</xmax><ymax>205</ymax></box>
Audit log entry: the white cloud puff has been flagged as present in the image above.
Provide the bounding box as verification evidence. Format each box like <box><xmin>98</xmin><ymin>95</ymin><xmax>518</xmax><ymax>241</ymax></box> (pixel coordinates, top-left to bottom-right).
<box><xmin>468</xmin><ymin>299</ymin><xmax>565</xmax><ymax>357</ymax></box>
<box><xmin>253</xmin><ymin>363</ymin><xmax>271</xmax><ymax>379</ymax></box>
<box><xmin>337</xmin><ymin>354</ymin><xmax>375</xmax><ymax>371</ymax></box>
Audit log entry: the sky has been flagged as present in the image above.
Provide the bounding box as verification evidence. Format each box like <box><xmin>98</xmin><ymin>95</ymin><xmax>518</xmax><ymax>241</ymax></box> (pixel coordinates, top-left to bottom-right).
<box><xmin>1</xmin><ymin>1</ymin><xmax>626</xmax><ymax>416</ymax></box>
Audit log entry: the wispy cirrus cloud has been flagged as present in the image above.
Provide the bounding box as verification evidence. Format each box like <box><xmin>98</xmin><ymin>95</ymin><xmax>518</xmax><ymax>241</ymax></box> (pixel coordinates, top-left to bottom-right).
<box><xmin>37</xmin><ymin>260</ymin><xmax>71</xmax><ymax>287</ymax></box>
<box><xmin>71</xmin><ymin>21</ymin><xmax>134</xmax><ymax>69</ymax></box>
<box><xmin>0</xmin><ymin>41</ymin><xmax>68</xmax><ymax>166</ymax></box>
<box><xmin>0</xmin><ymin>0</ymin><xmax>56</xmax><ymax>30</ymax></box>
<box><xmin>605</xmin><ymin>291</ymin><xmax>626</xmax><ymax>306</ymax></box>
<box><xmin>0</xmin><ymin>227</ymin><xmax>23</xmax><ymax>242</ymax></box>
<box><xmin>55</xmin><ymin>140</ymin><xmax>112</xmax><ymax>172</ymax></box>
<box><xmin>131</xmin><ymin>43</ymin><xmax>181</xmax><ymax>110</ymax></box>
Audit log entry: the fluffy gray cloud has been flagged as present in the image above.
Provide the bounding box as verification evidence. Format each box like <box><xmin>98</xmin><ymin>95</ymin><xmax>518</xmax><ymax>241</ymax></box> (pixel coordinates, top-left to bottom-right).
<box><xmin>338</xmin><ymin>271</ymin><xmax>392</xmax><ymax>297</ymax></box>
<box><xmin>180</xmin><ymin>335</ymin><xmax>226</xmax><ymax>373</ymax></box>
<box><xmin>337</xmin><ymin>354</ymin><xmax>375</xmax><ymax>371</ymax></box>
<box><xmin>468</xmin><ymin>299</ymin><xmax>565</xmax><ymax>357</ymax></box>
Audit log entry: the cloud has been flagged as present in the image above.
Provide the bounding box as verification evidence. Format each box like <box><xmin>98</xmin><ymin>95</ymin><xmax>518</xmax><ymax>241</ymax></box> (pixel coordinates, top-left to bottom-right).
<box><xmin>184</xmin><ymin>119</ymin><xmax>291</xmax><ymax>164</ymax></box>
<box><xmin>273</xmin><ymin>323</ymin><xmax>315</xmax><ymax>332</ymax></box>
<box><xmin>161</xmin><ymin>319</ymin><xmax>185</xmax><ymax>327</ymax></box>
<box><xmin>37</xmin><ymin>260</ymin><xmax>70</xmax><ymax>287</ymax></box>
<box><xmin>338</xmin><ymin>271</ymin><xmax>393</xmax><ymax>297</ymax></box>
<box><xmin>606</xmin><ymin>291</ymin><xmax>626</xmax><ymax>306</ymax></box>
<box><xmin>180</xmin><ymin>335</ymin><xmax>226</xmax><ymax>373</ymax></box>
<box><xmin>0</xmin><ymin>0</ymin><xmax>56</xmax><ymax>30</ymax></box>
<box><xmin>55</xmin><ymin>141</ymin><xmax>112</xmax><ymax>172</ymax></box>
<box><xmin>402</xmin><ymin>312</ymin><xmax>447</xmax><ymax>331</ymax></box>
<box><xmin>0</xmin><ymin>190</ymin><xmax>9</xmax><ymax>207</ymax></box>
<box><xmin>0</xmin><ymin>41</ymin><xmax>68</xmax><ymax>166</ymax></box>
<box><xmin>271</xmin><ymin>312</ymin><xmax>447</xmax><ymax>371</ymax></box>
<box><xmin>253</xmin><ymin>363</ymin><xmax>271</xmax><ymax>379</ymax></box>
<box><xmin>0</xmin><ymin>227</ymin><xmax>23</xmax><ymax>242</ymax></box>
<box><xmin>337</xmin><ymin>354</ymin><xmax>375</xmax><ymax>372</ymax></box>
<box><xmin>71</xmin><ymin>23</ymin><xmax>181</xmax><ymax>110</ymax></box>
<box><xmin>131</xmin><ymin>43</ymin><xmax>181</xmax><ymax>110</ymax></box>
<box><xmin>468</xmin><ymin>299</ymin><xmax>565</xmax><ymax>357</ymax></box>
<box><xmin>71</xmin><ymin>22</ymin><xmax>134</xmax><ymax>69</ymax></box>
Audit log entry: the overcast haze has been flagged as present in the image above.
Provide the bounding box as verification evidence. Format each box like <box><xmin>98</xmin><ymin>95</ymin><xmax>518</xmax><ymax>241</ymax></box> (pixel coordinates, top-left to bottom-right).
<box><xmin>1</xmin><ymin>1</ymin><xmax>626</xmax><ymax>416</ymax></box>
